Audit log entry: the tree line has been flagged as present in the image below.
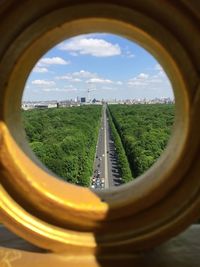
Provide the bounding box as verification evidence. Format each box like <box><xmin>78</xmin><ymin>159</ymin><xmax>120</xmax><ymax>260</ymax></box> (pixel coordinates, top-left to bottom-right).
<box><xmin>22</xmin><ymin>104</ymin><xmax>174</xmax><ymax>186</ymax></box>
<box><xmin>107</xmin><ymin>107</ymin><xmax>133</xmax><ymax>183</ymax></box>
<box><xmin>22</xmin><ymin>106</ymin><xmax>102</xmax><ymax>186</ymax></box>
<box><xmin>108</xmin><ymin>104</ymin><xmax>175</xmax><ymax>178</ymax></box>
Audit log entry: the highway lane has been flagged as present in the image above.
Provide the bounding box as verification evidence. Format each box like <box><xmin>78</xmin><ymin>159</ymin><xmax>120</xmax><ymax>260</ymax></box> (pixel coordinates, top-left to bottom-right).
<box><xmin>91</xmin><ymin>105</ymin><xmax>123</xmax><ymax>190</ymax></box>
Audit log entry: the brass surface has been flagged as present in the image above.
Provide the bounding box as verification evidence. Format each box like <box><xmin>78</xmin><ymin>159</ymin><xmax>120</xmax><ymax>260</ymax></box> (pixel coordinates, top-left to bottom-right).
<box><xmin>0</xmin><ymin>0</ymin><xmax>200</xmax><ymax>265</ymax></box>
<box><xmin>1</xmin><ymin>225</ymin><xmax>200</xmax><ymax>267</ymax></box>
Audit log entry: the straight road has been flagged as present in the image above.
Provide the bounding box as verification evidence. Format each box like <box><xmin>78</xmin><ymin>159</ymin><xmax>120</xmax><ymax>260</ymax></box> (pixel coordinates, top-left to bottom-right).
<box><xmin>91</xmin><ymin>105</ymin><xmax>123</xmax><ymax>190</ymax></box>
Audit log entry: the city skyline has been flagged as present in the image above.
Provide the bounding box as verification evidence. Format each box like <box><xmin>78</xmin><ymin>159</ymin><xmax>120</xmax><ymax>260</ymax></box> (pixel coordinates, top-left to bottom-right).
<box><xmin>23</xmin><ymin>33</ymin><xmax>174</xmax><ymax>101</ymax></box>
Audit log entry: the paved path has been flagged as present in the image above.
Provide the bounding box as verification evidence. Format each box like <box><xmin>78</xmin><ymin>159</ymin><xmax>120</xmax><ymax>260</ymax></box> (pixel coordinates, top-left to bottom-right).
<box><xmin>91</xmin><ymin>105</ymin><xmax>123</xmax><ymax>190</ymax></box>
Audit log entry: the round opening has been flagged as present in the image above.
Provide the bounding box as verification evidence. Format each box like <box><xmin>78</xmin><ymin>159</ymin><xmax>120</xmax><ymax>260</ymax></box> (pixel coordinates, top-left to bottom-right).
<box><xmin>1</xmin><ymin>2</ymin><xmax>199</xmax><ymax>252</ymax></box>
<box><xmin>22</xmin><ymin>33</ymin><xmax>175</xmax><ymax>191</ymax></box>
<box><xmin>3</xmin><ymin>16</ymin><xmax>189</xmax><ymax>217</ymax></box>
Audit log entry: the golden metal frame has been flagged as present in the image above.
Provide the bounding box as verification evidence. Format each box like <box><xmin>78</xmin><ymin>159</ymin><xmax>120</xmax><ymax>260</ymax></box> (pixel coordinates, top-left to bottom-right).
<box><xmin>0</xmin><ymin>0</ymin><xmax>200</xmax><ymax>264</ymax></box>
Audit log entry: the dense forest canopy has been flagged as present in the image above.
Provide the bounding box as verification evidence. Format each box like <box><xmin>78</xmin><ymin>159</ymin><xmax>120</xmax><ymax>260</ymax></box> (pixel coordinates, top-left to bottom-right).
<box><xmin>107</xmin><ymin>108</ymin><xmax>132</xmax><ymax>183</ymax></box>
<box><xmin>108</xmin><ymin>104</ymin><xmax>175</xmax><ymax>178</ymax></box>
<box><xmin>22</xmin><ymin>104</ymin><xmax>175</xmax><ymax>186</ymax></box>
<box><xmin>22</xmin><ymin>106</ymin><xmax>102</xmax><ymax>186</ymax></box>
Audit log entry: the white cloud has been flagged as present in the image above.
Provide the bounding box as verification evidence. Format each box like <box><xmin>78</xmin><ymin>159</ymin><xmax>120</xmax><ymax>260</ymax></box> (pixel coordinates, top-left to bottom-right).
<box><xmin>69</xmin><ymin>52</ymin><xmax>78</xmax><ymax>56</ymax></box>
<box><xmin>155</xmin><ymin>64</ymin><xmax>163</xmax><ymax>71</ymax></box>
<box><xmin>86</xmin><ymin>78</ymin><xmax>113</xmax><ymax>84</ymax></box>
<box><xmin>125</xmin><ymin>50</ymin><xmax>135</xmax><ymax>58</ymax></box>
<box><xmin>127</xmin><ymin>70</ymin><xmax>170</xmax><ymax>88</ymax></box>
<box><xmin>37</xmin><ymin>57</ymin><xmax>70</xmax><ymax>66</ymax></box>
<box><xmin>123</xmin><ymin>46</ymin><xmax>135</xmax><ymax>58</ymax></box>
<box><xmin>128</xmin><ymin>54</ymin><xmax>135</xmax><ymax>58</ymax></box>
<box><xmin>31</xmin><ymin>80</ymin><xmax>56</xmax><ymax>86</ymax></box>
<box><xmin>116</xmin><ymin>81</ymin><xmax>123</xmax><ymax>85</ymax></box>
<box><xmin>55</xmin><ymin>70</ymin><xmax>123</xmax><ymax>89</ymax></box>
<box><xmin>55</xmin><ymin>70</ymin><xmax>98</xmax><ymax>82</ymax></box>
<box><xmin>138</xmin><ymin>73</ymin><xmax>149</xmax><ymax>79</ymax></box>
<box><xmin>128</xmin><ymin>73</ymin><xmax>150</xmax><ymax>86</ymax></box>
<box><xmin>43</xmin><ymin>87</ymin><xmax>77</xmax><ymax>92</ymax></box>
<box><xmin>55</xmin><ymin>75</ymin><xmax>72</xmax><ymax>80</ymax></box>
<box><xmin>55</xmin><ymin>75</ymin><xmax>82</xmax><ymax>82</ymax></box>
<box><xmin>72</xmin><ymin>70</ymin><xmax>98</xmax><ymax>78</ymax></box>
<box><xmin>64</xmin><ymin>88</ymin><xmax>78</xmax><ymax>92</ymax></box>
<box><xmin>71</xmin><ymin>78</ymin><xmax>82</xmax><ymax>82</ymax></box>
<box><xmin>154</xmin><ymin>63</ymin><xmax>166</xmax><ymax>77</ymax></box>
<box><xmin>59</xmin><ymin>37</ymin><xmax>121</xmax><ymax>57</ymax></box>
<box><xmin>33</xmin><ymin>66</ymin><xmax>48</xmax><ymax>73</ymax></box>
<box><xmin>101</xmin><ymin>86</ymin><xmax>117</xmax><ymax>91</ymax></box>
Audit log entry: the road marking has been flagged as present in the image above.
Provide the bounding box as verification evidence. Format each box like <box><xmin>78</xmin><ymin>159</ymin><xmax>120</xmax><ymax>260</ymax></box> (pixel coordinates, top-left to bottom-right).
<box><xmin>104</xmin><ymin>106</ymin><xmax>109</xmax><ymax>189</ymax></box>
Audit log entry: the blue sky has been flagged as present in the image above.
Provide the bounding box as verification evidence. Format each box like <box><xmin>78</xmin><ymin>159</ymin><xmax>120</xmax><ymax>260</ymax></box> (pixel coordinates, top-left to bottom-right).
<box><xmin>23</xmin><ymin>33</ymin><xmax>173</xmax><ymax>101</ymax></box>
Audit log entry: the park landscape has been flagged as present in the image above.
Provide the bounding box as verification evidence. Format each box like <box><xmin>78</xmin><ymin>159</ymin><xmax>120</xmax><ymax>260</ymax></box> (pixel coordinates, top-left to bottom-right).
<box><xmin>22</xmin><ymin>33</ymin><xmax>175</xmax><ymax>189</ymax></box>
<box><xmin>22</xmin><ymin>103</ymin><xmax>174</xmax><ymax>188</ymax></box>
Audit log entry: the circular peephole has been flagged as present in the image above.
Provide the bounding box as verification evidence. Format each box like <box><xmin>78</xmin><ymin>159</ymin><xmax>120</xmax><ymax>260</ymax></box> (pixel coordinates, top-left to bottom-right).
<box><xmin>1</xmin><ymin>1</ymin><xmax>200</xmax><ymax>254</ymax></box>
<box><xmin>22</xmin><ymin>33</ymin><xmax>175</xmax><ymax>190</ymax></box>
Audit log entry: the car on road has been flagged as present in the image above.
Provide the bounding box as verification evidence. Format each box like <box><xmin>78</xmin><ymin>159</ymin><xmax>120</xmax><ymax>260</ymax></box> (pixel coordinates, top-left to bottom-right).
<box><xmin>95</xmin><ymin>185</ymin><xmax>102</xmax><ymax>189</ymax></box>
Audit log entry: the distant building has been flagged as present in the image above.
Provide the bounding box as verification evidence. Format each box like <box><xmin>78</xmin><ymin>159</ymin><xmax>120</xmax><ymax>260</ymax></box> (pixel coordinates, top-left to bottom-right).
<box><xmin>57</xmin><ymin>100</ymin><xmax>80</xmax><ymax>108</ymax></box>
<box><xmin>21</xmin><ymin>103</ymin><xmax>34</xmax><ymax>110</ymax></box>
<box><xmin>34</xmin><ymin>104</ymin><xmax>48</xmax><ymax>109</ymax></box>
<box><xmin>91</xmin><ymin>98</ymin><xmax>102</xmax><ymax>105</ymax></box>
<box><xmin>58</xmin><ymin>100</ymin><xmax>71</xmax><ymax>108</ymax></box>
<box><xmin>48</xmin><ymin>103</ymin><xmax>58</xmax><ymax>108</ymax></box>
<box><xmin>80</xmin><ymin>97</ymin><xmax>86</xmax><ymax>103</ymax></box>
<box><xmin>22</xmin><ymin>101</ymin><xmax>58</xmax><ymax>110</ymax></box>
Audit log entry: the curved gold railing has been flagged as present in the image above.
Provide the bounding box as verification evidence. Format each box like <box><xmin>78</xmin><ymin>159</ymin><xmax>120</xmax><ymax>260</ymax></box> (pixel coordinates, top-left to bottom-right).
<box><xmin>0</xmin><ymin>0</ymin><xmax>200</xmax><ymax>265</ymax></box>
